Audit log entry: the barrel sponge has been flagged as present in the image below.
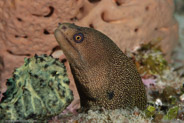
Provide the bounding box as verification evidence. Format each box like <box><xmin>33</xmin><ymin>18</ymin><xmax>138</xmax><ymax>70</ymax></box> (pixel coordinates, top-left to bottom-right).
<box><xmin>0</xmin><ymin>54</ymin><xmax>73</xmax><ymax>120</ymax></box>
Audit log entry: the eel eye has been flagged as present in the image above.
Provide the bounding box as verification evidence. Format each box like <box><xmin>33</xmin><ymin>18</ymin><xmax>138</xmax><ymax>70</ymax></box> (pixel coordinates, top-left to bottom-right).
<box><xmin>73</xmin><ymin>33</ymin><xmax>84</xmax><ymax>43</ymax></box>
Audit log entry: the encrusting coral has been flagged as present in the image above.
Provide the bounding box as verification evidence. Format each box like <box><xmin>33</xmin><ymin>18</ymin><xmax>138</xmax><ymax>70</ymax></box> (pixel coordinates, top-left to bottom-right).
<box><xmin>0</xmin><ymin>54</ymin><xmax>73</xmax><ymax>121</ymax></box>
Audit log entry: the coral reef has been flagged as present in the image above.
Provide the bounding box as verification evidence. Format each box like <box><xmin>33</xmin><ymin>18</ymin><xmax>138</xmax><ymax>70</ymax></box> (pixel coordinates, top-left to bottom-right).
<box><xmin>0</xmin><ymin>0</ymin><xmax>178</xmax><ymax>84</ymax></box>
<box><xmin>0</xmin><ymin>0</ymin><xmax>182</xmax><ymax>122</ymax></box>
<box><xmin>0</xmin><ymin>55</ymin><xmax>73</xmax><ymax>121</ymax></box>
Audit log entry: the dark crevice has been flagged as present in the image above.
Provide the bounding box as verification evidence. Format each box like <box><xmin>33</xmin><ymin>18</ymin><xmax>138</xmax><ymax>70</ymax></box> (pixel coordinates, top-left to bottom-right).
<box><xmin>32</xmin><ymin>14</ymin><xmax>42</xmax><ymax>17</ymax></box>
<box><xmin>15</xmin><ymin>35</ymin><xmax>28</xmax><ymax>38</ymax></box>
<box><xmin>115</xmin><ymin>1</ymin><xmax>121</xmax><ymax>6</ymax></box>
<box><xmin>79</xmin><ymin>7</ymin><xmax>84</xmax><ymax>12</ymax></box>
<box><xmin>134</xmin><ymin>28</ymin><xmax>139</xmax><ymax>32</ymax></box>
<box><xmin>17</xmin><ymin>17</ymin><xmax>23</xmax><ymax>22</ymax></box>
<box><xmin>7</xmin><ymin>50</ymin><xmax>31</xmax><ymax>56</ymax></box>
<box><xmin>115</xmin><ymin>0</ymin><xmax>124</xmax><ymax>6</ymax></box>
<box><xmin>70</xmin><ymin>17</ymin><xmax>78</xmax><ymax>21</ymax></box>
<box><xmin>50</xmin><ymin>46</ymin><xmax>61</xmax><ymax>55</ymax></box>
<box><xmin>155</xmin><ymin>27</ymin><xmax>158</xmax><ymax>31</ymax></box>
<box><xmin>101</xmin><ymin>12</ymin><xmax>125</xmax><ymax>23</ymax></box>
<box><xmin>43</xmin><ymin>29</ymin><xmax>50</xmax><ymax>35</ymax></box>
<box><xmin>44</xmin><ymin>6</ymin><xmax>54</xmax><ymax>17</ymax></box>
<box><xmin>61</xmin><ymin>59</ymin><xmax>67</xmax><ymax>63</ymax></box>
<box><xmin>145</xmin><ymin>6</ymin><xmax>149</xmax><ymax>11</ymax></box>
<box><xmin>52</xmin><ymin>46</ymin><xmax>61</xmax><ymax>52</ymax></box>
<box><xmin>89</xmin><ymin>24</ymin><xmax>94</xmax><ymax>28</ymax></box>
<box><xmin>101</xmin><ymin>12</ymin><xmax>114</xmax><ymax>23</ymax></box>
<box><xmin>0</xmin><ymin>56</ymin><xmax>4</xmax><ymax>68</ymax></box>
<box><xmin>32</xmin><ymin>6</ymin><xmax>54</xmax><ymax>17</ymax></box>
<box><xmin>15</xmin><ymin>35</ymin><xmax>19</xmax><ymax>38</ymax></box>
<box><xmin>101</xmin><ymin>12</ymin><xmax>105</xmax><ymax>21</ymax></box>
<box><xmin>88</xmin><ymin>0</ymin><xmax>101</xmax><ymax>3</ymax></box>
<box><xmin>23</xmin><ymin>35</ymin><xmax>28</xmax><ymax>38</ymax></box>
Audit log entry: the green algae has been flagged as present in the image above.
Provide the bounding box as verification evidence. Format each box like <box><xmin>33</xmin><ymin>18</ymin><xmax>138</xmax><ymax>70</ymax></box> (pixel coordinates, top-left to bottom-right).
<box><xmin>0</xmin><ymin>54</ymin><xmax>73</xmax><ymax>121</ymax></box>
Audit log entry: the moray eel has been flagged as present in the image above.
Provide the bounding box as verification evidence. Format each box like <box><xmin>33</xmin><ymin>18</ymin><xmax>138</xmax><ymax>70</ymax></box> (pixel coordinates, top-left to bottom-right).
<box><xmin>54</xmin><ymin>23</ymin><xmax>147</xmax><ymax>110</ymax></box>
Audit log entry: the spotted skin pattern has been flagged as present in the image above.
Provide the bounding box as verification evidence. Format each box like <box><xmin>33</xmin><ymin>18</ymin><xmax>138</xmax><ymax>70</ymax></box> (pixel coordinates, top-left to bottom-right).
<box><xmin>54</xmin><ymin>23</ymin><xmax>147</xmax><ymax>110</ymax></box>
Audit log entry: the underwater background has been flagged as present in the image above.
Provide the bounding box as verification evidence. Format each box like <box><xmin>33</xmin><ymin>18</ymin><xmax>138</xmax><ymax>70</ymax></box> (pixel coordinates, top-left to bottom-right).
<box><xmin>0</xmin><ymin>0</ymin><xmax>184</xmax><ymax>122</ymax></box>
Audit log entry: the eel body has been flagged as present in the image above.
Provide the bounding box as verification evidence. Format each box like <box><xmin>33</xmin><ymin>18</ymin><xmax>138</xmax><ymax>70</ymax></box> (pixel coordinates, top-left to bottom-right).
<box><xmin>54</xmin><ymin>23</ymin><xmax>147</xmax><ymax>110</ymax></box>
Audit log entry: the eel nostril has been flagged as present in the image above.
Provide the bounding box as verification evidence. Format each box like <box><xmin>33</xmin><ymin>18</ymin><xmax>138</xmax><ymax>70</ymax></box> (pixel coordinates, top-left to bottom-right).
<box><xmin>58</xmin><ymin>23</ymin><xmax>61</xmax><ymax>26</ymax></box>
<box><xmin>61</xmin><ymin>25</ymin><xmax>67</xmax><ymax>30</ymax></box>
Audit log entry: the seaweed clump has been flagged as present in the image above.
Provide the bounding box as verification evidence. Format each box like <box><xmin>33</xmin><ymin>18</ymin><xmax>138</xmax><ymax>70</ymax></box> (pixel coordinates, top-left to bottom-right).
<box><xmin>127</xmin><ymin>39</ymin><xmax>168</xmax><ymax>77</ymax></box>
<box><xmin>124</xmin><ymin>39</ymin><xmax>184</xmax><ymax>122</ymax></box>
<box><xmin>0</xmin><ymin>54</ymin><xmax>73</xmax><ymax>121</ymax></box>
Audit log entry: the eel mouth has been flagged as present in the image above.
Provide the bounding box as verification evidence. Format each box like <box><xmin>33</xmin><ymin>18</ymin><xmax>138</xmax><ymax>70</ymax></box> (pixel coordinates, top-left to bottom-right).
<box><xmin>55</xmin><ymin>29</ymin><xmax>73</xmax><ymax>49</ymax></box>
<box><xmin>54</xmin><ymin>27</ymin><xmax>85</xmax><ymax>67</ymax></box>
<box><xmin>54</xmin><ymin>28</ymin><xmax>79</xmax><ymax>55</ymax></box>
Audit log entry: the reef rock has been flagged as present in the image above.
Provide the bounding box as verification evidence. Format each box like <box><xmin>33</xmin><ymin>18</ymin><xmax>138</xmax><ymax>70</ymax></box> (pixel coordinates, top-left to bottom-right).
<box><xmin>0</xmin><ymin>0</ymin><xmax>178</xmax><ymax>86</ymax></box>
<box><xmin>0</xmin><ymin>55</ymin><xmax>73</xmax><ymax>121</ymax></box>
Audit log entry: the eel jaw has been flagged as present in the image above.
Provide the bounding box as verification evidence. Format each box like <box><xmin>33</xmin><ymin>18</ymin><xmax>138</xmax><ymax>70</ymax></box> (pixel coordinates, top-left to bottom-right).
<box><xmin>54</xmin><ymin>28</ymin><xmax>77</xmax><ymax>59</ymax></box>
<box><xmin>54</xmin><ymin>28</ymin><xmax>85</xmax><ymax>68</ymax></box>
<box><xmin>54</xmin><ymin>29</ymin><xmax>66</xmax><ymax>49</ymax></box>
